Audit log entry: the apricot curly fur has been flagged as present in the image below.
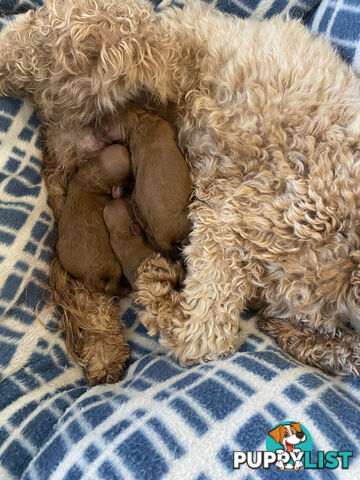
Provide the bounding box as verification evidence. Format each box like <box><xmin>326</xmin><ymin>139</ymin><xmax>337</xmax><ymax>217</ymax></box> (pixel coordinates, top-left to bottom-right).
<box><xmin>49</xmin><ymin>257</ymin><xmax>130</xmax><ymax>385</ymax></box>
<box><xmin>2</xmin><ymin>0</ymin><xmax>360</xmax><ymax>374</ymax></box>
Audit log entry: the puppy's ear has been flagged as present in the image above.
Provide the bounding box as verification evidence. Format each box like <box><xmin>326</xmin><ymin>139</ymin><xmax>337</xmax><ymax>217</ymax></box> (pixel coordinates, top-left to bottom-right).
<box><xmin>268</xmin><ymin>426</ymin><xmax>282</xmax><ymax>444</ymax></box>
<box><xmin>290</xmin><ymin>422</ymin><xmax>301</xmax><ymax>433</ymax></box>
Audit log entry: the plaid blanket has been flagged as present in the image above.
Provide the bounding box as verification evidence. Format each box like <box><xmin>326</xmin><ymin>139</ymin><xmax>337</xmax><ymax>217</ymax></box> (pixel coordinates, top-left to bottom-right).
<box><xmin>308</xmin><ymin>0</ymin><xmax>360</xmax><ymax>70</ymax></box>
<box><xmin>1</xmin><ymin>0</ymin><xmax>359</xmax><ymax>479</ymax></box>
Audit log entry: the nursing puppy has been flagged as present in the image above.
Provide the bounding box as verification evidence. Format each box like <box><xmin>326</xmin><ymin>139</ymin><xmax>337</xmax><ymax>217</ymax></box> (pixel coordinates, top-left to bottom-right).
<box><xmin>57</xmin><ymin>144</ymin><xmax>131</xmax><ymax>294</ymax></box>
<box><xmin>102</xmin><ymin>103</ymin><xmax>192</xmax><ymax>254</ymax></box>
<box><xmin>103</xmin><ymin>198</ymin><xmax>155</xmax><ymax>288</ymax></box>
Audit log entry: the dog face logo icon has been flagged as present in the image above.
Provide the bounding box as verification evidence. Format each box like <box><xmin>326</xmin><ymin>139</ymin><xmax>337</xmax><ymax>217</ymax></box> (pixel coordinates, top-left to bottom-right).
<box><xmin>266</xmin><ymin>421</ymin><xmax>312</xmax><ymax>470</ymax></box>
<box><xmin>269</xmin><ymin>422</ymin><xmax>306</xmax><ymax>453</ymax></box>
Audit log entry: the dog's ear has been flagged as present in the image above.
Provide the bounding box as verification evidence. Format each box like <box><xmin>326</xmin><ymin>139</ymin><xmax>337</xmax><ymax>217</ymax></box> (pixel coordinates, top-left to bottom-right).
<box><xmin>268</xmin><ymin>425</ymin><xmax>283</xmax><ymax>444</ymax></box>
<box><xmin>290</xmin><ymin>422</ymin><xmax>301</xmax><ymax>432</ymax></box>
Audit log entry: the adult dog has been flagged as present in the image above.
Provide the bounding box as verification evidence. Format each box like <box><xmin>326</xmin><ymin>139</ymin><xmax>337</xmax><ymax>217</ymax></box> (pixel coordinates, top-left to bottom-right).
<box><xmin>1</xmin><ymin>0</ymin><xmax>360</xmax><ymax>378</ymax></box>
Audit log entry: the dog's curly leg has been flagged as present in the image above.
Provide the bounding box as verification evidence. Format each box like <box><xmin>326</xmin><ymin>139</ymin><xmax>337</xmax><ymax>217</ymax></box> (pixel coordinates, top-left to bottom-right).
<box><xmin>135</xmin><ymin>225</ymin><xmax>253</xmax><ymax>365</ymax></box>
<box><xmin>135</xmin><ymin>253</ymin><xmax>185</xmax><ymax>338</ymax></box>
<box><xmin>0</xmin><ymin>11</ymin><xmax>36</xmax><ymax>98</ymax></box>
<box><xmin>50</xmin><ymin>257</ymin><xmax>131</xmax><ymax>385</ymax></box>
<box><xmin>259</xmin><ymin>316</ymin><xmax>360</xmax><ymax>375</ymax></box>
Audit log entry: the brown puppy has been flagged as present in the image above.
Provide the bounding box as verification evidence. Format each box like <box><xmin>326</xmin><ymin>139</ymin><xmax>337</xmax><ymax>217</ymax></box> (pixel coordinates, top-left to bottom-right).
<box><xmin>104</xmin><ymin>104</ymin><xmax>192</xmax><ymax>253</ymax></box>
<box><xmin>103</xmin><ymin>198</ymin><xmax>155</xmax><ymax>287</ymax></box>
<box><xmin>57</xmin><ymin>144</ymin><xmax>131</xmax><ymax>294</ymax></box>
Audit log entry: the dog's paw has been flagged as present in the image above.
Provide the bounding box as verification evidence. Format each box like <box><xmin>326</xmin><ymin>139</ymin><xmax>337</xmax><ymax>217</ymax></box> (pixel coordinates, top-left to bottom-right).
<box><xmin>135</xmin><ymin>253</ymin><xmax>184</xmax><ymax>303</ymax></box>
<box><xmin>174</xmin><ymin>337</ymin><xmax>237</xmax><ymax>366</ymax></box>
<box><xmin>137</xmin><ymin>308</ymin><xmax>161</xmax><ymax>337</ymax></box>
<box><xmin>135</xmin><ymin>253</ymin><xmax>185</xmax><ymax>338</ymax></box>
<box><xmin>168</xmin><ymin>316</ymin><xmax>240</xmax><ymax>366</ymax></box>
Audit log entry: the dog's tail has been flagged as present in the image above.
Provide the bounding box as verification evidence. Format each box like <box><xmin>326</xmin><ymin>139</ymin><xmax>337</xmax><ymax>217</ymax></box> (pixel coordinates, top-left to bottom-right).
<box><xmin>49</xmin><ymin>256</ymin><xmax>131</xmax><ymax>385</ymax></box>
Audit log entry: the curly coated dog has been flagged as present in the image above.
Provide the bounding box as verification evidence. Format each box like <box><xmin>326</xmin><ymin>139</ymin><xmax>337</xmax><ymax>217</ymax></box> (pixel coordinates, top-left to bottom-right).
<box><xmin>2</xmin><ymin>0</ymin><xmax>360</xmax><ymax>379</ymax></box>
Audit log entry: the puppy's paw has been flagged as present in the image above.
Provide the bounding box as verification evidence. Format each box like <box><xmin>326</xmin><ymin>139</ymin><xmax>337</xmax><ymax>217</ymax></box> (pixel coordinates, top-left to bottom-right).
<box><xmin>112</xmin><ymin>185</ymin><xmax>124</xmax><ymax>199</ymax></box>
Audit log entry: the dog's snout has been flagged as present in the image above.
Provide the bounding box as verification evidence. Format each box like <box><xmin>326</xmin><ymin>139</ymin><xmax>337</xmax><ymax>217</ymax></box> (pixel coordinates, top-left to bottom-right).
<box><xmin>296</xmin><ymin>432</ymin><xmax>305</xmax><ymax>439</ymax></box>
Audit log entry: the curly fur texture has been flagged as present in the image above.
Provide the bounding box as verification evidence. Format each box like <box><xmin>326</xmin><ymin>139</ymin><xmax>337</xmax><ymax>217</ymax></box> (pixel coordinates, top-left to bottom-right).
<box><xmin>2</xmin><ymin>0</ymin><xmax>360</xmax><ymax>374</ymax></box>
<box><xmin>49</xmin><ymin>257</ymin><xmax>130</xmax><ymax>385</ymax></box>
<box><xmin>0</xmin><ymin>0</ymin><xmax>177</xmax><ymax>127</ymax></box>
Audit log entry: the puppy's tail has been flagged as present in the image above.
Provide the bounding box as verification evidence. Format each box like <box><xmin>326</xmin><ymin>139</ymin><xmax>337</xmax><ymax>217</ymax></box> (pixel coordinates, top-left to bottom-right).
<box><xmin>49</xmin><ymin>256</ymin><xmax>131</xmax><ymax>385</ymax></box>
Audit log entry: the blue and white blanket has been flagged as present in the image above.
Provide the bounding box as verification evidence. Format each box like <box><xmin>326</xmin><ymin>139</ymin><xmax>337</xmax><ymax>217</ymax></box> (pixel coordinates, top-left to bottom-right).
<box><xmin>1</xmin><ymin>0</ymin><xmax>360</xmax><ymax>479</ymax></box>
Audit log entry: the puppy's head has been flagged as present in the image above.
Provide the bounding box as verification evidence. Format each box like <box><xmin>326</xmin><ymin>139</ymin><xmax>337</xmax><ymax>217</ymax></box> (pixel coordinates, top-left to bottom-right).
<box><xmin>98</xmin><ymin>144</ymin><xmax>131</xmax><ymax>185</ymax></box>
